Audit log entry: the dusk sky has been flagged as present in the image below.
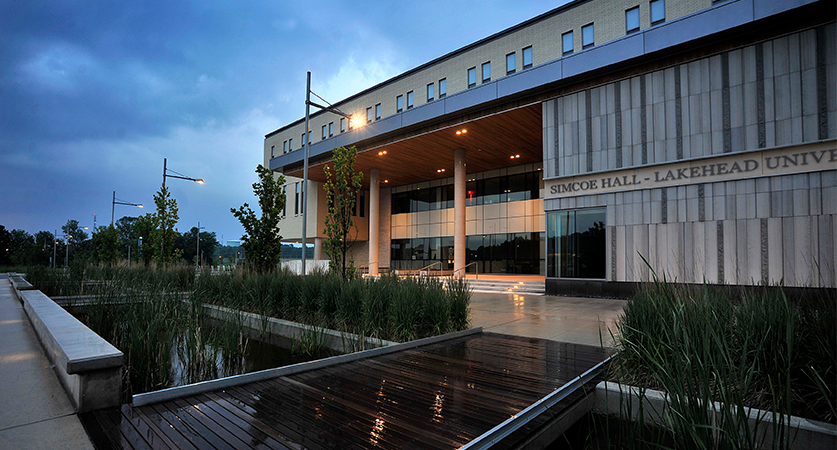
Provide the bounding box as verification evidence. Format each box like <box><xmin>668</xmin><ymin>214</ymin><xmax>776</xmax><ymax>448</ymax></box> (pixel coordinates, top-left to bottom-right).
<box><xmin>1</xmin><ymin>1</ymin><xmax>565</xmax><ymax>244</ymax></box>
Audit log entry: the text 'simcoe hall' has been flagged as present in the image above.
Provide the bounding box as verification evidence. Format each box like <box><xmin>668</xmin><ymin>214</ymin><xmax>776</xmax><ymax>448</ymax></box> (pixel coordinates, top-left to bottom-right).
<box><xmin>265</xmin><ymin>0</ymin><xmax>837</xmax><ymax>296</ymax></box>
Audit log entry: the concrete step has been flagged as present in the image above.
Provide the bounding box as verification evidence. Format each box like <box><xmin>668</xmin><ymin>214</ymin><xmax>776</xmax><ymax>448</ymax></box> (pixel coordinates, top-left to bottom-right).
<box><xmin>466</xmin><ymin>279</ymin><xmax>545</xmax><ymax>294</ymax></box>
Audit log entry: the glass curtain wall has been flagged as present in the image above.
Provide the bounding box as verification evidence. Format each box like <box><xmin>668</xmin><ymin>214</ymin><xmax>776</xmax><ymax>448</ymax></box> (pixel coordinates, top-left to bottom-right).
<box><xmin>546</xmin><ymin>208</ymin><xmax>606</xmax><ymax>279</ymax></box>
<box><xmin>392</xmin><ymin>233</ymin><xmax>542</xmax><ymax>274</ymax></box>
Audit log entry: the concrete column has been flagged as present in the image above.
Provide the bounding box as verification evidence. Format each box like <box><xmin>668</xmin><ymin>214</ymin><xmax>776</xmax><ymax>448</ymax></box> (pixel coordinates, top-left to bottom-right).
<box><xmin>369</xmin><ymin>169</ymin><xmax>380</xmax><ymax>276</ymax></box>
<box><xmin>313</xmin><ymin>237</ymin><xmax>323</xmax><ymax>261</ymax></box>
<box><xmin>454</xmin><ymin>149</ymin><xmax>466</xmax><ymax>278</ymax></box>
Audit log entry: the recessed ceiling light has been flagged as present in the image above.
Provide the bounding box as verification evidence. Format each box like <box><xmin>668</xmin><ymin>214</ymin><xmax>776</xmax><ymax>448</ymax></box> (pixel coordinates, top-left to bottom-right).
<box><xmin>456</xmin><ymin>129</ymin><xmax>468</xmax><ymax>135</ymax></box>
<box><xmin>378</xmin><ymin>150</ymin><xmax>387</xmax><ymax>155</ymax></box>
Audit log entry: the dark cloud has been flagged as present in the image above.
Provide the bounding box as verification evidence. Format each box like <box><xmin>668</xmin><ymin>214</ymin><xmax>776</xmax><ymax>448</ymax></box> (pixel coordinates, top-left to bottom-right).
<box><xmin>0</xmin><ymin>0</ymin><xmax>558</xmax><ymax>240</ymax></box>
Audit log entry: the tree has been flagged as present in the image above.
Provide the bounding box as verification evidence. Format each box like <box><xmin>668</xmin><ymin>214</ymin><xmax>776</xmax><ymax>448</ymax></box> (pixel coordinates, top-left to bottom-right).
<box><xmin>92</xmin><ymin>225</ymin><xmax>120</xmax><ymax>264</ymax></box>
<box><xmin>61</xmin><ymin>220</ymin><xmax>88</xmax><ymax>246</ymax></box>
<box><xmin>116</xmin><ymin>216</ymin><xmax>139</xmax><ymax>261</ymax></box>
<box><xmin>175</xmin><ymin>227</ymin><xmax>219</xmax><ymax>265</ymax></box>
<box><xmin>133</xmin><ymin>214</ymin><xmax>155</xmax><ymax>266</ymax></box>
<box><xmin>151</xmin><ymin>186</ymin><xmax>179</xmax><ymax>265</ymax></box>
<box><xmin>323</xmin><ymin>146</ymin><xmax>363</xmax><ymax>281</ymax></box>
<box><xmin>0</xmin><ymin>226</ymin><xmax>11</xmax><ymax>266</ymax></box>
<box><xmin>231</xmin><ymin>165</ymin><xmax>285</xmax><ymax>273</ymax></box>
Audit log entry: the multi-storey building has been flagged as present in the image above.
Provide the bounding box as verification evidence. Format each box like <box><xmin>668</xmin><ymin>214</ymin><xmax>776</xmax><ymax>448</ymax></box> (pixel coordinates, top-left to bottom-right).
<box><xmin>265</xmin><ymin>0</ymin><xmax>836</xmax><ymax>295</ymax></box>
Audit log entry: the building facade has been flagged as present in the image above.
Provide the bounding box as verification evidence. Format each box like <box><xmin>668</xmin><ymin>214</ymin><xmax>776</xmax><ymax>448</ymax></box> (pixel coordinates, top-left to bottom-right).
<box><xmin>265</xmin><ymin>0</ymin><xmax>836</xmax><ymax>295</ymax></box>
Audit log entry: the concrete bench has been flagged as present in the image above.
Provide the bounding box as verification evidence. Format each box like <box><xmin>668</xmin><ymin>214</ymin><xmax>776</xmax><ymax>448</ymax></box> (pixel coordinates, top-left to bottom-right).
<box><xmin>19</xmin><ymin>289</ymin><xmax>123</xmax><ymax>412</ymax></box>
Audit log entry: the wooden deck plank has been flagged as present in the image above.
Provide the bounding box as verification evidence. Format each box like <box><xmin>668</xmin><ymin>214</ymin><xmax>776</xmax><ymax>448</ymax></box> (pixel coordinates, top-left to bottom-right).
<box><xmin>170</xmin><ymin>397</ymin><xmax>262</xmax><ymax>450</ymax></box>
<box><xmin>109</xmin><ymin>334</ymin><xmax>610</xmax><ymax>450</ymax></box>
<box><xmin>185</xmin><ymin>394</ymin><xmax>294</xmax><ymax>450</ymax></box>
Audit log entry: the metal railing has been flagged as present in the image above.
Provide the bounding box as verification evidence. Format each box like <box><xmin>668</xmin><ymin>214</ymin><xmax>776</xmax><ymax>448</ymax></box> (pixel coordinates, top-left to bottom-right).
<box><xmin>451</xmin><ymin>261</ymin><xmax>479</xmax><ymax>280</ymax></box>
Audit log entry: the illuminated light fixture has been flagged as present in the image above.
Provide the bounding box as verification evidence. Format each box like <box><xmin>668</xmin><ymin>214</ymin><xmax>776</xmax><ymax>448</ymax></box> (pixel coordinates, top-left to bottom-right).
<box><xmin>510</xmin><ymin>154</ymin><xmax>521</xmax><ymax>159</ymax></box>
<box><xmin>437</xmin><ymin>169</ymin><xmax>446</xmax><ymax>173</ymax></box>
<box><xmin>351</xmin><ymin>117</ymin><xmax>364</xmax><ymax>127</ymax></box>
<box><xmin>378</xmin><ymin>150</ymin><xmax>387</xmax><ymax>156</ymax></box>
<box><xmin>455</xmin><ymin>128</ymin><xmax>468</xmax><ymax>135</ymax></box>
<box><xmin>383</xmin><ymin>179</ymin><xmax>389</xmax><ymax>183</ymax></box>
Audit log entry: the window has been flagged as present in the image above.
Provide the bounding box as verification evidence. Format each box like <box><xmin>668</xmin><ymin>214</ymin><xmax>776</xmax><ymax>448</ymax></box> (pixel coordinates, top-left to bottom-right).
<box><xmin>562</xmin><ymin>31</ymin><xmax>574</xmax><ymax>55</ymax></box>
<box><xmin>340</xmin><ymin>118</ymin><xmax>346</xmax><ymax>132</ymax></box>
<box><xmin>359</xmin><ymin>192</ymin><xmax>365</xmax><ymax>218</ymax></box>
<box><xmin>650</xmin><ymin>0</ymin><xmax>665</xmax><ymax>24</ymax></box>
<box><xmin>626</xmin><ymin>6</ymin><xmax>640</xmax><ymax>33</ymax></box>
<box><xmin>397</xmin><ymin>95</ymin><xmax>403</xmax><ymax>112</ymax></box>
<box><xmin>322</xmin><ymin>125</ymin><xmax>327</xmax><ymax>140</ymax></box>
<box><xmin>271</xmin><ymin>145</ymin><xmax>275</xmax><ymax>157</ymax></box>
<box><xmin>283</xmin><ymin>140</ymin><xmax>287</xmax><ymax>154</ymax></box>
<box><xmin>329</xmin><ymin>122</ymin><xmax>333</xmax><ymax>137</ymax></box>
<box><xmin>582</xmin><ymin>23</ymin><xmax>594</xmax><ymax>48</ymax></box>
<box><xmin>282</xmin><ymin>186</ymin><xmax>287</xmax><ymax>217</ymax></box>
<box><xmin>288</xmin><ymin>138</ymin><xmax>293</xmax><ymax>151</ymax></box>
<box><xmin>367</xmin><ymin>107</ymin><xmax>373</xmax><ymax>123</ymax></box>
<box><xmin>439</xmin><ymin>78</ymin><xmax>446</xmax><ymax>98</ymax></box>
<box><xmin>375</xmin><ymin>103</ymin><xmax>381</xmax><ymax>120</ymax></box>
<box><xmin>294</xmin><ymin>183</ymin><xmax>300</xmax><ymax>215</ymax></box>
<box><xmin>407</xmin><ymin>91</ymin><xmax>414</xmax><ymax>109</ymax></box>
<box><xmin>522</xmin><ymin>46</ymin><xmax>533</xmax><ymax>69</ymax></box>
<box><xmin>506</xmin><ymin>52</ymin><xmax>516</xmax><ymax>75</ymax></box>
<box><xmin>481</xmin><ymin>62</ymin><xmax>491</xmax><ymax>82</ymax></box>
<box><xmin>427</xmin><ymin>83</ymin><xmax>434</xmax><ymax>102</ymax></box>
<box><xmin>547</xmin><ymin>208</ymin><xmax>606</xmax><ymax>279</ymax></box>
<box><xmin>468</xmin><ymin>67</ymin><xmax>476</xmax><ymax>88</ymax></box>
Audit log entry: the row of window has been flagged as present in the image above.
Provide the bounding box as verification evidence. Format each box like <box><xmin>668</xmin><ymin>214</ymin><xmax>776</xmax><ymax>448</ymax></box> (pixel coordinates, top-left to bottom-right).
<box><xmin>390</xmin><ymin>232</ymin><xmax>543</xmax><ymax>275</ymax></box>
<box><xmin>268</xmin><ymin>1</ymin><xmax>668</xmax><ymax>158</ymax></box>
<box><xmin>391</xmin><ymin>171</ymin><xmax>543</xmax><ymax>215</ymax></box>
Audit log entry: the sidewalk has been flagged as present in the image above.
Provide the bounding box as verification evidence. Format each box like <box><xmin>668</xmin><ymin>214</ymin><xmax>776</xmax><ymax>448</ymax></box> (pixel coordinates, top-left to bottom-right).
<box><xmin>0</xmin><ymin>276</ymin><xmax>93</xmax><ymax>450</ymax></box>
<box><xmin>469</xmin><ymin>291</ymin><xmax>627</xmax><ymax>347</ymax></box>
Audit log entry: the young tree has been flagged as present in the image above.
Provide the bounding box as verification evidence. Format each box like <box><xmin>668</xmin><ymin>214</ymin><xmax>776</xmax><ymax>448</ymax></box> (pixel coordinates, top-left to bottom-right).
<box><xmin>231</xmin><ymin>165</ymin><xmax>286</xmax><ymax>273</ymax></box>
<box><xmin>62</xmin><ymin>220</ymin><xmax>88</xmax><ymax>246</ymax></box>
<box><xmin>151</xmin><ymin>186</ymin><xmax>179</xmax><ymax>265</ymax></box>
<box><xmin>322</xmin><ymin>146</ymin><xmax>363</xmax><ymax>281</ymax></box>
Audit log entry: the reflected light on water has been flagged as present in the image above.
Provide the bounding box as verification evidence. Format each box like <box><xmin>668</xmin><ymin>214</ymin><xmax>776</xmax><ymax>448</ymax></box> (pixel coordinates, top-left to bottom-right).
<box><xmin>431</xmin><ymin>392</ymin><xmax>445</xmax><ymax>423</ymax></box>
<box><xmin>369</xmin><ymin>417</ymin><xmax>386</xmax><ymax>445</ymax></box>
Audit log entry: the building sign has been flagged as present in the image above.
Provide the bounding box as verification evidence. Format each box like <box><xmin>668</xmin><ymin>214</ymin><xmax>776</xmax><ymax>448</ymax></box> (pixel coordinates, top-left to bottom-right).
<box><xmin>544</xmin><ymin>142</ymin><xmax>837</xmax><ymax>199</ymax></box>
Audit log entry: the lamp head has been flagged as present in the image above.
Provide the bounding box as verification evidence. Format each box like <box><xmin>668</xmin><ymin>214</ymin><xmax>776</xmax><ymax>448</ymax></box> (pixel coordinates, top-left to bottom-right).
<box><xmin>195</xmin><ymin>179</ymin><xmax>205</xmax><ymax>184</ymax></box>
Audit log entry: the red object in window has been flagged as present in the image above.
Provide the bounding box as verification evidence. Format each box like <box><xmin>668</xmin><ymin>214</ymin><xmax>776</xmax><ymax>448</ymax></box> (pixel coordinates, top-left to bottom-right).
<box><xmin>468</xmin><ymin>190</ymin><xmax>474</xmax><ymax>201</ymax></box>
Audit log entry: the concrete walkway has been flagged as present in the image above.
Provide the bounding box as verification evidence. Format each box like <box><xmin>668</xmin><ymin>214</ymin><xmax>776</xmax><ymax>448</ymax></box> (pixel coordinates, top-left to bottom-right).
<box><xmin>469</xmin><ymin>291</ymin><xmax>628</xmax><ymax>347</ymax></box>
<box><xmin>0</xmin><ymin>276</ymin><xmax>93</xmax><ymax>450</ymax></box>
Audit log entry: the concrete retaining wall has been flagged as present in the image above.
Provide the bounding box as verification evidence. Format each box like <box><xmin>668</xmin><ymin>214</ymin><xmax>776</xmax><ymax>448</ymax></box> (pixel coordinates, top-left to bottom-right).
<box><xmin>17</xmin><ymin>289</ymin><xmax>123</xmax><ymax>412</ymax></box>
<box><xmin>594</xmin><ymin>381</ymin><xmax>837</xmax><ymax>448</ymax></box>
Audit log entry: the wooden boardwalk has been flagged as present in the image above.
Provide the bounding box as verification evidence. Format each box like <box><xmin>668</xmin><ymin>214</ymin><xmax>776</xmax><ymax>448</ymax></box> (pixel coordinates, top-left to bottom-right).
<box><xmin>81</xmin><ymin>332</ymin><xmax>610</xmax><ymax>450</ymax></box>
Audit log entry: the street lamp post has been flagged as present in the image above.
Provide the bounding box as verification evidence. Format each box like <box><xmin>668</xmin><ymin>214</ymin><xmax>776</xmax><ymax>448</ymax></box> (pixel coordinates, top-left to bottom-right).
<box><xmin>196</xmin><ymin>221</ymin><xmax>206</xmax><ymax>268</ymax></box>
<box><xmin>112</xmin><ymin>191</ymin><xmax>144</xmax><ymax>225</ymax></box>
<box><xmin>301</xmin><ymin>71</ymin><xmax>358</xmax><ymax>276</ymax></box>
<box><xmin>162</xmin><ymin>158</ymin><xmax>204</xmax><ymax>188</ymax></box>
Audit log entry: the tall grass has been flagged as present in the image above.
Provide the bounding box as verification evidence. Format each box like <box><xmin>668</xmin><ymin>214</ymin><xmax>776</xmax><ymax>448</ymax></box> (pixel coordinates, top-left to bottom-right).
<box><xmin>610</xmin><ymin>275</ymin><xmax>836</xmax><ymax>449</ymax></box>
<box><xmin>192</xmin><ymin>270</ymin><xmax>471</xmax><ymax>342</ymax></box>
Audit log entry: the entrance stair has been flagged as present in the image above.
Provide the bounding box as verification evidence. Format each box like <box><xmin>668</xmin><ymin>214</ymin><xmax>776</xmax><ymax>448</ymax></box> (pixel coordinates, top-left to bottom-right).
<box><xmin>466</xmin><ymin>278</ymin><xmax>545</xmax><ymax>295</ymax></box>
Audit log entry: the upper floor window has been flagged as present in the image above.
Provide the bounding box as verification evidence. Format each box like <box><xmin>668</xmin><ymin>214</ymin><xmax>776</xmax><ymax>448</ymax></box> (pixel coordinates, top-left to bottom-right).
<box><xmin>367</xmin><ymin>106</ymin><xmax>373</xmax><ymax>123</ymax></box>
<box><xmin>288</xmin><ymin>138</ymin><xmax>293</xmax><ymax>150</ymax></box>
<box><xmin>650</xmin><ymin>0</ymin><xmax>665</xmax><ymax>24</ymax></box>
<box><xmin>626</xmin><ymin>6</ymin><xmax>640</xmax><ymax>33</ymax></box>
<box><xmin>301</xmin><ymin>132</ymin><xmax>306</xmax><ymax>146</ymax></box>
<box><xmin>582</xmin><ymin>23</ymin><xmax>594</xmax><ymax>48</ymax></box>
<box><xmin>328</xmin><ymin>122</ymin><xmax>334</xmax><ymax>137</ymax></box>
<box><xmin>407</xmin><ymin>91</ymin><xmax>414</xmax><ymax>108</ymax></box>
<box><xmin>562</xmin><ymin>31</ymin><xmax>574</xmax><ymax>55</ymax></box>
<box><xmin>271</xmin><ymin>145</ymin><xmax>275</xmax><ymax>158</ymax></box>
<box><xmin>283</xmin><ymin>140</ymin><xmax>287</xmax><ymax>154</ymax></box>
<box><xmin>522</xmin><ymin>46</ymin><xmax>533</xmax><ymax>69</ymax></box>
<box><xmin>439</xmin><ymin>78</ymin><xmax>447</xmax><ymax>98</ymax></box>
<box><xmin>506</xmin><ymin>52</ymin><xmax>516</xmax><ymax>75</ymax></box>
<box><xmin>397</xmin><ymin>94</ymin><xmax>404</xmax><ymax>112</ymax></box>
<box><xmin>322</xmin><ymin>125</ymin><xmax>327</xmax><ymax>140</ymax></box>
<box><xmin>427</xmin><ymin>83</ymin><xmax>434</xmax><ymax>101</ymax></box>
<box><xmin>375</xmin><ymin>103</ymin><xmax>381</xmax><ymax>120</ymax></box>
<box><xmin>481</xmin><ymin>62</ymin><xmax>491</xmax><ymax>82</ymax></box>
<box><xmin>468</xmin><ymin>67</ymin><xmax>476</xmax><ymax>88</ymax></box>
<box><xmin>340</xmin><ymin>118</ymin><xmax>346</xmax><ymax>132</ymax></box>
